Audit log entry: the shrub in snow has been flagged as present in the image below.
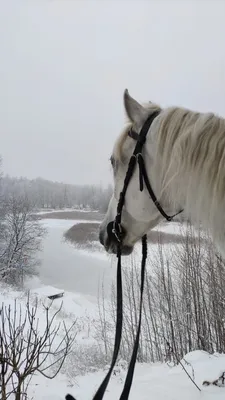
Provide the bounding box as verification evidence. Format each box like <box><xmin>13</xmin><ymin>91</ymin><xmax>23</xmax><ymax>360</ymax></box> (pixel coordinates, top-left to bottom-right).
<box><xmin>0</xmin><ymin>293</ymin><xmax>76</xmax><ymax>400</ymax></box>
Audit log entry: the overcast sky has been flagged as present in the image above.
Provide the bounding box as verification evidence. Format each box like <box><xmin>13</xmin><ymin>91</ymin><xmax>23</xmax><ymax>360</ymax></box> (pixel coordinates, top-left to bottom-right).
<box><xmin>1</xmin><ymin>0</ymin><xmax>225</xmax><ymax>186</ymax></box>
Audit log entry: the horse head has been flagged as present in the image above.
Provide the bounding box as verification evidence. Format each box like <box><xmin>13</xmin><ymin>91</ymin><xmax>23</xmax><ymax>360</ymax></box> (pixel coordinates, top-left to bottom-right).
<box><xmin>99</xmin><ymin>89</ymin><xmax>179</xmax><ymax>255</ymax></box>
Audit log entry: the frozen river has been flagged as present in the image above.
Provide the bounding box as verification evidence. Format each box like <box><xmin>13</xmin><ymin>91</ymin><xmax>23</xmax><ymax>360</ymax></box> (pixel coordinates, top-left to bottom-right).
<box><xmin>36</xmin><ymin>219</ymin><xmax>117</xmax><ymax>299</ymax></box>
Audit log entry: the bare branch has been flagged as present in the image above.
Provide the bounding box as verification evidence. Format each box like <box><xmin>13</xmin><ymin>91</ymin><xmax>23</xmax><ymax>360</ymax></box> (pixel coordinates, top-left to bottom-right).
<box><xmin>0</xmin><ymin>293</ymin><xmax>77</xmax><ymax>400</ymax></box>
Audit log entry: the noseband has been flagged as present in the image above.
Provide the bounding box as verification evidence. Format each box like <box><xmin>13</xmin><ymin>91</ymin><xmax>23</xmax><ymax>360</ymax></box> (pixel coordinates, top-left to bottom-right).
<box><xmin>66</xmin><ymin>112</ymin><xmax>183</xmax><ymax>400</ymax></box>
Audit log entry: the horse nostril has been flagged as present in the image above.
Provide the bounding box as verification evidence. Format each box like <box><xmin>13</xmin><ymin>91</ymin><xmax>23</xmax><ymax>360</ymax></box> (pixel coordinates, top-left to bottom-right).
<box><xmin>99</xmin><ymin>230</ymin><xmax>104</xmax><ymax>246</ymax></box>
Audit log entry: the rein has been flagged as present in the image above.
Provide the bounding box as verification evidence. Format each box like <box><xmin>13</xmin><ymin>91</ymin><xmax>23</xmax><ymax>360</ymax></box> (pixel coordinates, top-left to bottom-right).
<box><xmin>66</xmin><ymin>112</ymin><xmax>183</xmax><ymax>400</ymax></box>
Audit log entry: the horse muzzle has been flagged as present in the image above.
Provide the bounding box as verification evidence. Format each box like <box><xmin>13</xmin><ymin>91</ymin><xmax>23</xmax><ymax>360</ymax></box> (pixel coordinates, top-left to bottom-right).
<box><xmin>99</xmin><ymin>221</ymin><xmax>133</xmax><ymax>256</ymax></box>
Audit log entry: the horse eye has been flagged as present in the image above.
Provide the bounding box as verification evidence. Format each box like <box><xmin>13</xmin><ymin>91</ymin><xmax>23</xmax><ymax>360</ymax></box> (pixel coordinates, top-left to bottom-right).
<box><xmin>110</xmin><ymin>156</ymin><xmax>115</xmax><ymax>168</ymax></box>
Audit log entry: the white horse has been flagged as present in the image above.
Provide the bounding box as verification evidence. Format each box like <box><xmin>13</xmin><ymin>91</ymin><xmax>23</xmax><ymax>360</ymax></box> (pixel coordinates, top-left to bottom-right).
<box><xmin>99</xmin><ymin>89</ymin><xmax>225</xmax><ymax>257</ymax></box>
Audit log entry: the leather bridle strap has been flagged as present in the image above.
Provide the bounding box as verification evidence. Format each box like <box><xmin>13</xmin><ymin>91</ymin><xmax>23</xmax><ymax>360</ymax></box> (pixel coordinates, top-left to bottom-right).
<box><xmin>128</xmin><ymin>111</ymin><xmax>183</xmax><ymax>222</ymax></box>
<box><xmin>137</xmin><ymin>154</ymin><xmax>183</xmax><ymax>221</ymax></box>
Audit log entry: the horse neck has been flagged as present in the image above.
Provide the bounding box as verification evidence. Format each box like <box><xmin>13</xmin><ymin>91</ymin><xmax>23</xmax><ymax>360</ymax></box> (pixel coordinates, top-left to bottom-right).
<box><xmin>154</xmin><ymin>135</ymin><xmax>225</xmax><ymax>243</ymax></box>
<box><xmin>146</xmin><ymin>107</ymin><xmax>225</xmax><ymax>255</ymax></box>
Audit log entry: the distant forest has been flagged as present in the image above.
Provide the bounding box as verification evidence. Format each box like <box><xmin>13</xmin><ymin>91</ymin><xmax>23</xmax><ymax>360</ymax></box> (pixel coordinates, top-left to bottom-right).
<box><xmin>1</xmin><ymin>175</ymin><xmax>113</xmax><ymax>212</ymax></box>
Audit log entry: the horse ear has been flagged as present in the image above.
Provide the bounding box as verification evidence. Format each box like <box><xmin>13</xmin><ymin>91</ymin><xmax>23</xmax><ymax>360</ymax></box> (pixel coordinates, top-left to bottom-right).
<box><xmin>123</xmin><ymin>89</ymin><xmax>147</xmax><ymax>125</ymax></box>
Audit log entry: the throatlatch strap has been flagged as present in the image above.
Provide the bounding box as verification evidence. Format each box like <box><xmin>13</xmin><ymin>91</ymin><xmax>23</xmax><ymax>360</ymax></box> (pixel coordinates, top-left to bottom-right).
<box><xmin>137</xmin><ymin>154</ymin><xmax>183</xmax><ymax>221</ymax></box>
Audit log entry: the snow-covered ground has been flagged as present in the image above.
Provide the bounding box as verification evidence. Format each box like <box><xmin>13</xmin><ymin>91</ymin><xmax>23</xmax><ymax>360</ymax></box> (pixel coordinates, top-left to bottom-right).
<box><xmin>1</xmin><ymin>286</ymin><xmax>225</xmax><ymax>400</ymax></box>
<box><xmin>1</xmin><ymin>279</ymin><xmax>225</xmax><ymax>399</ymax></box>
<box><xmin>32</xmin><ymin>350</ymin><xmax>225</xmax><ymax>400</ymax></box>
<box><xmin>1</xmin><ymin>216</ymin><xmax>223</xmax><ymax>399</ymax></box>
<box><xmin>35</xmin><ymin>208</ymin><xmax>99</xmax><ymax>215</ymax></box>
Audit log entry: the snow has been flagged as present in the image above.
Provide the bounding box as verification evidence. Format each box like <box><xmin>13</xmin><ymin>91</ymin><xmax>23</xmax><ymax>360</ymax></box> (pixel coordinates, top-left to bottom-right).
<box><xmin>154</xmin><ymin>221</ymin><xmax>184</xmax><ymax>235</ymax></box>
<box><xmin>41</xmin><ymin>218</ymin><xmax>100</xmax><ymax>229</ymax></box>
<box><xmin>1</xmin><ymin>280</ymin><xmax>224</xmax><ymax>400</ymax></box>
<box><xmin>1</xmin><ymin>283</ymin><xmax>225</xmax><ymax>400</ymax></box>
<box><xmin>28</xmin><ymin>285</ymin><xmax>98</xmax><ymax>318</ymax></box>
<box><xmin>36</xmin><ymin>217</ymin><xmax>114</xmax><ymax>297</ymax></box>
<box><xmin>19</xmin><ymin>341</ymin><xmax>225</xmax><ymax>400</ymax></box>
<box><xmin>1</xmin><ymin>217</ymin><xmax>223</xmax><ymax>399</ymax></box>
<box><xmin>153</xmin><ymin>220</ymin><xmax>200</xmax><ymax>237</ymax></box>
<box><xmin>35</xmin><ymin>208</ymin><xmax>100</xmax><ymax>215</ymax></box>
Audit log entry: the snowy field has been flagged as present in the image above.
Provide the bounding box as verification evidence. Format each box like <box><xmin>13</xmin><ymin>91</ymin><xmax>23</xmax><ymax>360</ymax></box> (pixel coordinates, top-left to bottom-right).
<box><xmin>1</xmin><ymin>285</ymin><xmax>225</xmax><ymax>400</ymax></box>
<box><xmin>34</xmin><ymin>208</ymin><xmax>99</xmax><ymax>215</ymax></box>
<box><xmin>0</xmin><ymin>216</ymin><xmax>223</xmax><ymax>399</ymax></box>
<box><xmin>1</xmin><ymin>279</ymin><xmax>225</xmax><ymax>400</ymax></box>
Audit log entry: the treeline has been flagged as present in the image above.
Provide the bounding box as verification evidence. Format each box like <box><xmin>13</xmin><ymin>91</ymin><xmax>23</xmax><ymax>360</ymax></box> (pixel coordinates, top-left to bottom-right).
<box><xmin>1</xmin><ymin>175</ymin><xmax>113</xmax><ymax>212</ymax></box>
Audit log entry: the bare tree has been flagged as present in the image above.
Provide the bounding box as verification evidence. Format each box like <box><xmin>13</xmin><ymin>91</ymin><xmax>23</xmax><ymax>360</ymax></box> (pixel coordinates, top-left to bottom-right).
<box><xmin>0</xmin><ymin>294</ymin><xmax>77</xmax><ymax>400</ymax></box>
<box><xmin>95</xmin><ymin>221</ymin><xmax>225</xmax><ymax>366</ymax></box>
<box><xmin>0</xmin><ymin>193</ymin><xmax>46</xmax><ymax>286</ymax></box>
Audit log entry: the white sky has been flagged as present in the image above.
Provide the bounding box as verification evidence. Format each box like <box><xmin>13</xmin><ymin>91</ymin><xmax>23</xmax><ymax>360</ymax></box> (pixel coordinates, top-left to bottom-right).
<box><xmin>1</xmin><ymin>0</ymin><xmax>225</xmax><ymax>185</ymax></box>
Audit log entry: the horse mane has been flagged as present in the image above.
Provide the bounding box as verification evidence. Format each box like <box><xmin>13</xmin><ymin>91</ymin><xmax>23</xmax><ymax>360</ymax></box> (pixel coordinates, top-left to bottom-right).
<box><xmin>155</xmin><ymin>106</ymin><xmax>225</xmax><ymax>241</ymax></box>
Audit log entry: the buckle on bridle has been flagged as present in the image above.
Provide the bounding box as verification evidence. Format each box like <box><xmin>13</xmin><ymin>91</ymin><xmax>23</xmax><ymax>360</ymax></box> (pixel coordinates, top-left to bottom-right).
<box><xmin>112</xmin><ymin>220</ymin><xmax>123</xmax><ymax>243</ymax></box>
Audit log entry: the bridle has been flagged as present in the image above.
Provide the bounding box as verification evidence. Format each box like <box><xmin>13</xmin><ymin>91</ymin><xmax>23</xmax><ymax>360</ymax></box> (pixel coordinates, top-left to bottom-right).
<box><xmin>66</xmin><ymin>111</ymin><xmax>183</xmax><ymax>400</ymax></box>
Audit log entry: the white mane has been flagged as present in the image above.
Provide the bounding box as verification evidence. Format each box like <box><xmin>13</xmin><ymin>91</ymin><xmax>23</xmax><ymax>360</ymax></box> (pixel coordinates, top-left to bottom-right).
<box><xmin>153</xmin><ymin>106</ymin><xmax>225</xmax><ymax>245</ymax></box>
